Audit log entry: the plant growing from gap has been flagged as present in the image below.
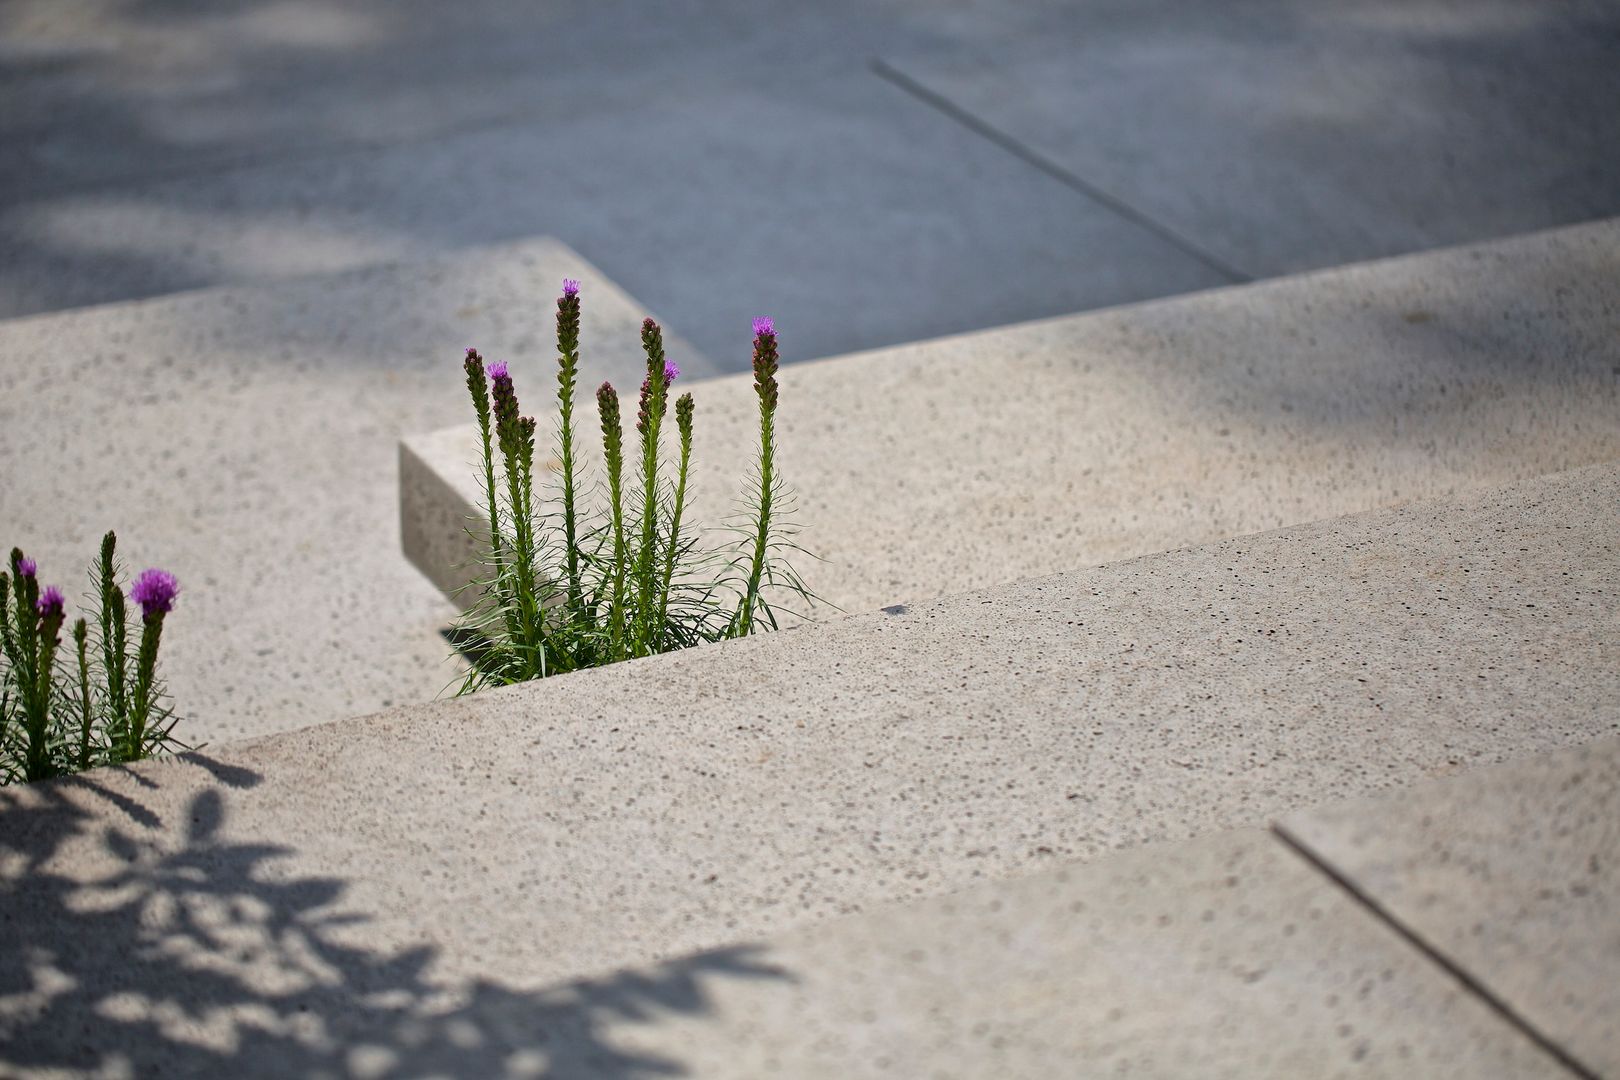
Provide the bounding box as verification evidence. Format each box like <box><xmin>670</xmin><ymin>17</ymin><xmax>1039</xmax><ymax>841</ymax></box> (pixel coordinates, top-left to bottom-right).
<box><xmin>0</xmin><ymin>534</ymin><xmax>184</xmax><ymax>786</ymax></box>
<box><xmin>450</xmin><ymin>281</ymin><xmax>815</xmax><ymax>691</ymax></box>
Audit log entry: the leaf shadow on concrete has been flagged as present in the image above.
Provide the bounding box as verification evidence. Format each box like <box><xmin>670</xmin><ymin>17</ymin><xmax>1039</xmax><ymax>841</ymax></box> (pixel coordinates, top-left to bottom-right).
<box><xmin>0</xmin><ymin>757</ymin><xmax>790</xmax><ymax>1078</ymax></box>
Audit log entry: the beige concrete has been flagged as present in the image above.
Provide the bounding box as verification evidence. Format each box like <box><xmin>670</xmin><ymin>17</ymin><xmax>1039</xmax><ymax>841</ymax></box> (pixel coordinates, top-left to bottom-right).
<box><xmin>403</xmin><ymin>217</ymin><xmax>1620</xmax><ymax>614</ymax></box>
<box><xmin>1281</xmin><ymin>737</ymin><xmax>1620</xmax><ymax>1079</ymax></box>
<box><xmin>602</xmin><ymin>831</ymin><xmax>1564</xmax><ymax>1079</ymax></box>
<box><xmin>2</xmin><ymin>464</ymin><xmax>1615</xmax><ymax>1075</ymax></box>
<box><xmin>0</xmin><ymin>236</ymin><xmax>712</xmax><ymax>746</ymax></box>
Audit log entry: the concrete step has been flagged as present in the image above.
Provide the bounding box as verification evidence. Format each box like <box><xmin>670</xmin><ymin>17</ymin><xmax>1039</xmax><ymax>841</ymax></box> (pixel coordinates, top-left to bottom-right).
<box><xmin>499</xmin><ymin>738</ymin><xmax>1620</xmax><ymax>1078</ymax></box>
<box><xmin>0</xmin><ymin>235</ymin><xmax>713</xmax><ymax>746</ymax></box>
<box><xmin>402</xmin><ymin>216</ymin><xmax>1620</xmax><ymax>612</ymax></box>
<box><xmin>3</xmin><ymin>462</ymin><xmax>1614</xmax><ymax>1073</ymax></box>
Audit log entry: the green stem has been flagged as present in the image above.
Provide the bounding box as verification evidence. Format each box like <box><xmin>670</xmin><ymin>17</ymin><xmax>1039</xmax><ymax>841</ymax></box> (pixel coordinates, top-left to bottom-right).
<box><xmin>126</xmin><ymin>612</ymin><xmax>163</xmax><ymax>763</ymax></box>
<box><xmin>736</xmin><ymin>331</ymin><xmax>779</xmax><ymax>638</ymax></box>
<box><xmin>598</xmin><ymin>383</ymin><xmax>628</xmax><ymax>661</ymax></box>
<box><xmin>25</xmin><ymin>606</ymin><xmax>63</xmax><ymax>783</ymax></box>
<box><xmin>97</xmin><ymin>533</ymin><xmax>129</xmax><ymax>731</ymax></box>
<box><xmin>73</xmin><ymin>619</ymin><xmax>93</xmax><ymax>770</ymax></box>
<box><xmin>655</xmin><ymin>394</ymin><xmax>695</xmax><ymax>650</ymax></box>
<box><xmin>557</xmin><ymin>295</ymin><xmax>585</xmax><ymax>621</ymax></box>
<box><xmin>465</xmin><ymin>353</ymin><xmax>522</xmax><ymax>656</ymax></box>
<box><xmin>634</xmin><ymin>322</ymin><xmax>669</xmax><ymax>655</ymax></box>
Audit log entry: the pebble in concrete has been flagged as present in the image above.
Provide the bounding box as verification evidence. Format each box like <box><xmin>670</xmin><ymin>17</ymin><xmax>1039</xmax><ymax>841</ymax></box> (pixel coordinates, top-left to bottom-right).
<box><xmin>1280</xmin><ymin>736</ymin><xmax>1620</xmax><ymax>1079</ymax></box>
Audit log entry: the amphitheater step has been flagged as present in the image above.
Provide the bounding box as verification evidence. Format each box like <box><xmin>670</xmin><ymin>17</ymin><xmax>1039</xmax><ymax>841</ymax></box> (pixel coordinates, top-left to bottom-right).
<box><xmin>516</xmin><ymin>737</ymin><xmax>1620</xmax><ymax>1078</ymax></box>
<box><xmin>2</xmin><ymin>462</ymin><xmax>1614</xmax><ymax>1074</ymax></box>
<box><xmin>402</xmin><ymin>217</ymin><xmax>1620</xmax><ymax>613</ymax></box>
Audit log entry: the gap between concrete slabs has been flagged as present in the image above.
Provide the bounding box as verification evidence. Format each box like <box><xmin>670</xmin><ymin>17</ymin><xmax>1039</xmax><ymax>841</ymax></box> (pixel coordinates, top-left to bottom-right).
<box><xmin>1275</xmin><ymin>736</ymin><xmax>1620</xmax><ymax>1080</ymax></box>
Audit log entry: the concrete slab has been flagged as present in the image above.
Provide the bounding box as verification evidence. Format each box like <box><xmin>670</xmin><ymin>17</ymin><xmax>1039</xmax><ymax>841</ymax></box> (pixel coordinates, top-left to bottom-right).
<box><xmin>882</xmin><ymin>0</ymin><xmax>1620</xmax><ymax>279</ymax></box>
<box><xmin>9</xmin><ymin>2</ymin><xmax>1619</xmax><ymax>364</ymax></box>
<box><xmin>0</xmin><ymin>236</ymin><xmax>710</xmax><ymax>746</ymax></box>
<box><xmin>404</xmin><ymin>218</ymin><xmax>1620</xmax><ymax>613</ymax></box>
<box><xmin>0</xmin><ymin>807</ymin><xmax>1572</xmax><ymax>1077</ymax></box>
<box><xmin>1280</xmin><ymin>737</ymin><xmax>1620</xmax><ymax>1079</ymax></box>
<box><xmin>0</xmin><ymin>55</ymin><xmax>1229</xmax><ymax>366</ymax></box>
<box><xmin>601</xmin><ymin>831</ymin><xmax>1566</xmax><ymax>1078</ymax></box>
<box><xmin>0</xmin><ymin>0</ymin><xmax>926</xmax><ymax>202</ymax></box>
<box><xmin>2</xmin><ymin>463</ymin><xmax>1614</xmax><ymax>1072</ymax></box>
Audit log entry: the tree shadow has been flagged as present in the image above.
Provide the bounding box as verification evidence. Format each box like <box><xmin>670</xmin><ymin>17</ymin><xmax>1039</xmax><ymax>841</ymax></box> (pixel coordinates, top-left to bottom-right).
<box><xmin>0</xmin><ymin>762</ymin><xmax>790</xmax><ymax>1078</ymax></box>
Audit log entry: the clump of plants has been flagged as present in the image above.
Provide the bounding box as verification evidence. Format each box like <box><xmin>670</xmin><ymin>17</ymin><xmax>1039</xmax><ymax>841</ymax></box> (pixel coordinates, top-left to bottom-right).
<box><xmin>450</xmin><ymin>280</ymin><xmax>813</xmax><ymax>691</ymax></box>
<box><xmin>0</xmin><ymin>533</ymin><xmax>183</xmax><ymax>785</ymax></box>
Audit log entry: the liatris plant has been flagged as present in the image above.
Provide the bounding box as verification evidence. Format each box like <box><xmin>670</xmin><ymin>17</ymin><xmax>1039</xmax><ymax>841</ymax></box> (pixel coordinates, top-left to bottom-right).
<box><xmin>449</xmin><ymin>282</ymin><xmax>815</xmax><ymax>692</ymax></box>
<box><xmin>0</xmin><ymin>533</ymin><xmax>184</xmax><ymax>785</ymax></box>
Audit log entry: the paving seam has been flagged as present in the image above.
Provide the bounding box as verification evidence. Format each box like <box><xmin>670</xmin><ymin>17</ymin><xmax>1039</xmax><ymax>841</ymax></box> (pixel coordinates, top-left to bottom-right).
<box><xmin>1269</xmin><ymin>822</ymin><xmax>1600</xmax><ymax>1080</ymax></box>
<box><xmin>870</xmin><ymin>56</ymin><xmax>1252</xmax><ymax>285</ymax></box>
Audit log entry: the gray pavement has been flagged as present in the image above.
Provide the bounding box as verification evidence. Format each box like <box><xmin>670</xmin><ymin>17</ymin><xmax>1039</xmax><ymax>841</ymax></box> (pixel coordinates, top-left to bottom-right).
<box><xmin>4</xmin><ymin>1</ymin><xmax>1619</xmax><ymax>364</ymax></box>
<box><xmin>882</xmin><ymin>0</ymin><xmax>1620</xmax><ymax>281</ymax></box>
<box><xmin>1</xmin><ymin>467</ymin><xmax>1614</xmax><ymax>1076</ymax></box>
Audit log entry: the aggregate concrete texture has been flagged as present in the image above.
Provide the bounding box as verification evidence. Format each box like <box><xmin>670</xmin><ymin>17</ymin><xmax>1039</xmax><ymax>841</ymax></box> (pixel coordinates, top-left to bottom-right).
<box><xmin>0</xmin><ymin>237</ymin><xmax>708</xmax><ymax>746</ymax></box>
<box><xmin>883</xmin><ymin>0</ymin><xmax>1620</xmax><ymax>279</ymax></box>
<box><xmin>1282</xmin><ymin>737</ymin><xmax>1620</xmax><ymax>1079</ymax></box>
<box><xmin>2</xmin><ymin>464</ymin><xmax>1615</xmax><ymax>1074</ymax></box>
<box><xmin>7</xmin><ymin>0</ymin><xmax>1619</xmax><ymax>364</ymax></box>
<box><xmin>405</xmin><ymin>218</ymin><xmax>1620</xmax><ymax>614</ymax></box>
<box><xmin>600</xmin><ymin>831</ymin><xmax>1566</xmax><ymax>1079</ymax></box>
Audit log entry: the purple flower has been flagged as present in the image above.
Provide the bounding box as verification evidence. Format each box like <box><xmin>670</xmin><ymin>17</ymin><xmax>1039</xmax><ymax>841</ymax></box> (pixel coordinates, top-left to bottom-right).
<box><xmin>486</xmin><ymin>360</ymin><xmax>510</xmax><ymax>382</ymax></box>
<box><xmin>562</xmin><ymin>278</ymin><xmax>580</xmax><ymax>298</ymax></box>
<box><xmin>752</xmin><ymin>316</ymin><xmax>775</xmax><ymax>338</ymax></box>
<box><xmin>16</xmin><ymin>556</ymin><xmax>36</xmax><ymax>578</ymax></box>
<box><xmin>664</xmin><ymin>359</ymin><xmax>680</xmax><ymax>383</ymax></box>
<box><xmin>35</xmin><ymin>585</ymin><xmax>64</xmax><ymax>618</ymax></box>
<box><xmin>129</xmin><ymin>568</ymin><xmax>180</xmax><ymax>618</ymax></box>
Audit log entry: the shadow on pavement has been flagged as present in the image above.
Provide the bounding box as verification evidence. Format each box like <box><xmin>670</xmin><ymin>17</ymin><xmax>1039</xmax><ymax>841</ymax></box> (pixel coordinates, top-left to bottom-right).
<box><xmin>0</xmin><ymin>758</ymin><xmax>789</xmax><ymax>1078</ymax></box>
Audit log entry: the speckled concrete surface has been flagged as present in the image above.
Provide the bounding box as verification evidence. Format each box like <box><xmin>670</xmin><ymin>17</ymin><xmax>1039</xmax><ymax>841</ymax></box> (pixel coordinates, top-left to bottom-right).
<box><xmin>0</xmin><ymin>237</ymin><xmax>712</xmax><ymax>746</ymax></box>
<box><xmin>1280</xmin><ymin>737</ymin><xmax>1620</xmax><ymax>1079</ymax></box>
<box><xmin>1</xmin><ymin>464</ymin><xmax>1614</xmax><ymax>1075</ymax></box>
<box><xmin>602</xmin><ymin>830</ymin><xmax>1564</xmax><ymax>1079</ymax></box>
<box><xmin>404</xmin><ymin>217</ymin><xmax>1620</xmax><ymax>613</ymax></box>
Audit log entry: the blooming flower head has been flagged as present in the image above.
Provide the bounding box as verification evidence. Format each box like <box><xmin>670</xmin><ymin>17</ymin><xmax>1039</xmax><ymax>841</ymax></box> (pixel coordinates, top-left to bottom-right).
<box><xmin>16</xmin><ymin>556</ymin><xmax>36</xmax><ymax>578</ymax></box>
<box><xmin>562</xmin><ymin>278</ymin><xmax>580</xmax><ymax>298</ymax></box>
<box><xmin>129</xmin><ymin>568</ymin><xmax>180</xmax><ymax>618</ymax></box>
<box><xmin>35</xmin><ymin>585</ymin><xmax>64</xmax><ymax>618</ymax></box>
<box><xmin>752</xmin><ymin>316</ymin><xmax>774</xmax><ymax>338</ymax></box>
<box><xmin>664</xmin><ymin>359</ymin><xmax>680</xmax><ymax>384</ymax></box>
<box><xmin>486</xmin><ymin>360</ymin><xmax>510</xmax><ymax>382</ymax></box>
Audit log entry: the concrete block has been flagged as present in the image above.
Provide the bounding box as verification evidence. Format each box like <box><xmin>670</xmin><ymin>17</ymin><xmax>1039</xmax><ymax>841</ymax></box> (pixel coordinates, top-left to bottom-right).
<box><xmin>1280</xmin><ymin>737</ymin><xmax>1620</xmax><ymax>1078</ymax></box>
<box><xmin>0</xmin><ymin>236</ymin><xmax>710</xmax><ymax>746</ymax></box>
<box><xmin>403</xmin><ymin>218</ymin><xmax>1620</xmax><ymax>615</ymax></box>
